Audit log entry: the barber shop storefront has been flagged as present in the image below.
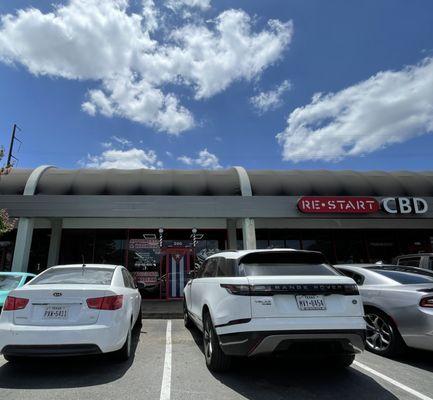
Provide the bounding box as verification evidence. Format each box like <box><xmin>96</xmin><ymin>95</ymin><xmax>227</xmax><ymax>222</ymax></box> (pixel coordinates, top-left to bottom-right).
<box><xmin>1</xmin><ymin>167</ymin><xmax>433</xmax><ymax>300</ymax></box>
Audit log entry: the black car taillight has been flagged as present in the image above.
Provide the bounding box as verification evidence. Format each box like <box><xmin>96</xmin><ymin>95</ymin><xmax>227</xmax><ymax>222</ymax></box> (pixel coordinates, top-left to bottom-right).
<box><xmin>343</xmin><ymin>284</ymin><xmax>359</xmax><ymax>295</ymax></box>
<box><xmin>420</xmin><ymin>296</ymin><xmax>433</xmax><ymax>308</ymax></box>
<box><xmin>220</xmin><ymin>284</ymin><xmax>251</xmax><ymax>295</ymax></box>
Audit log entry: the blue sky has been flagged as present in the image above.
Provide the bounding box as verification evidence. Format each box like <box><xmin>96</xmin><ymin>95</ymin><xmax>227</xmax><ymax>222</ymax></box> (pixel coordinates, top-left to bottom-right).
<box><xmin>0</xmin><ymin>0</ymin><xmax>432</xmax><ymax>170</ymax></box>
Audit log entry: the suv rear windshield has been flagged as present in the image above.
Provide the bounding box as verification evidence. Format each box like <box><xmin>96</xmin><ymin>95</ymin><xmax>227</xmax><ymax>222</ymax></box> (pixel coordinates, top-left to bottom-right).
<box><xmin>30</xmin><ymin>268</ymin><xmax>114</xmax><ymax>285</ymax></box>
<box><xmin>0</xmin><ymin>275</ymin><xmax>22</xmax><ymax>291</ymax></box>
<box><xmin>239</xmin><ymin>252</ymin><xmax>338</xmax><ymax>277</ymax></box>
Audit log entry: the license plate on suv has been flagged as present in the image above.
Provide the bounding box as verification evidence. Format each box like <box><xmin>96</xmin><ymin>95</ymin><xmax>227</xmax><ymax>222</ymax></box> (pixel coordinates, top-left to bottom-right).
<box><xmin>43</xmin><ymin>304</ymin><xmax>69</xmax><ymax>319</ymax></box>
<box><xmin>296</xmin><ymin>295</ymin><xmax>326</xmax><ymax>311</ymax></box>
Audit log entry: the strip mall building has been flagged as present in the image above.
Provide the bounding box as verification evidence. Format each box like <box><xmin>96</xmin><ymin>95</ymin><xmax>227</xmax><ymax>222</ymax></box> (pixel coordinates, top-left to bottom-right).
<box><xmin>1</xmin><ymin>166</ymin><xmax>433</xmax><ymax>299</ymax></box>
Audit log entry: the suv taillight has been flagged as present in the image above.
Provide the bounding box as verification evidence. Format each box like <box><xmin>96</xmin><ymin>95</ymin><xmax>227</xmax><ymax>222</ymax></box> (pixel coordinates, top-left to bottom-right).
<box><xmin>3</xmin><ymin>296</ymin><xmax>29</xmax><ymax>311</ymax></box>
<box><xmin>87</xmin><ymin>295</ymin><xmax>123</xmax><ymax>310</ymax></box>
<box><xmin>420</xmin><ymin>296</ymin><xmax>433</xmax><ymax>308</ymax></box>
<box><xmin>220</xmin><ymin>284</ymin><xmax>251</xmax><ymax>295</ymax></box>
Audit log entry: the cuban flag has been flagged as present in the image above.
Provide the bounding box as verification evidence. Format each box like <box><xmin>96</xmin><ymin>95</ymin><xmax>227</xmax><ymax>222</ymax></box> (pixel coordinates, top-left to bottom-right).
<box><xmin>168</xmin><ymin>253</ymin><xmax>188</xmax><ymax>298</ymax></box>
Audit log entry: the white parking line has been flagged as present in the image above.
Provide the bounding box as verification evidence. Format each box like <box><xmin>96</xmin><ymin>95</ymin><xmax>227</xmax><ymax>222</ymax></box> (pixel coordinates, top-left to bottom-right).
<box><xmin>160</xmin><ymin>320</ymin><xmax>172</xmax><ymax>400</ymax></box>
<box><xmin>354</xmin><ymin>361</ymin><xmax>433</xmax><ymax>400</ymax></box>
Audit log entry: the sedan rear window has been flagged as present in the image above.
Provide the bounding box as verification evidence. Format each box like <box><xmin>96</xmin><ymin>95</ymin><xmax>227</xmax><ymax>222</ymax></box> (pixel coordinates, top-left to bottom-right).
<box><xmin>0</xmin><ymin>275</ymin><xmax>22</xmax><ymax>291</ymax></box>
<box><xmin>30</xmin><ymin>268</ymin><xmax>114</xmax><ymax>285</ymax></box>
<box><xmin>370</xmin><ymin>269</ymin><xmax>433</xmax><ymax>284</ymax></box>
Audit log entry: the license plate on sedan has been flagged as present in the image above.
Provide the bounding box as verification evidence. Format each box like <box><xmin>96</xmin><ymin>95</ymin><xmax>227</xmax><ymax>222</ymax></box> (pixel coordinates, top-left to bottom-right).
<box><xmin>296</xmin><ymin>295</ymin><xmax>326</xmax><ymax>311</ymax></box>
<box><xmin>43</xmin><ymin>305</ymin><xmax>69</xmax><ymax>320</ymax></box>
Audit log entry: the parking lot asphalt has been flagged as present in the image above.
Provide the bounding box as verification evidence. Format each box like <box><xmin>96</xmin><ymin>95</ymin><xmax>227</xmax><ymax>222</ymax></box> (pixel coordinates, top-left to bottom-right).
<box><xmin>0</xmin><ymin>319</ymin><xmax>432</xmax><ymax>400</ymax></box>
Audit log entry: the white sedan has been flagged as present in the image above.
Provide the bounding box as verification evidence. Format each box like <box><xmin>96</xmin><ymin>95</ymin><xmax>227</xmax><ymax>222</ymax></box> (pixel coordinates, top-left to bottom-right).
<box><xmin>0</xmin><ymin>264</ymin><xmax>142</xmax><ymax>362</ymax></box>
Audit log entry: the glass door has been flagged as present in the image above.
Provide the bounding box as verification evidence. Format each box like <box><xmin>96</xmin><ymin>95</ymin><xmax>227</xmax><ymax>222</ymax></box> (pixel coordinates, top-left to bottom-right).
<box><xmin>161</xmin><ymin>248</ymin><xmax>191</xmax><ymax>299</ymax></box>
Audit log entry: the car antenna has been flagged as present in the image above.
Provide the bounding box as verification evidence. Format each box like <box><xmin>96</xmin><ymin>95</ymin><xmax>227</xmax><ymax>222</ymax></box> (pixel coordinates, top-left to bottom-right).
<box><xmin>82</xmin><ymin>254</ymin><xmax>86</xmax><ymax>275</ymax></box>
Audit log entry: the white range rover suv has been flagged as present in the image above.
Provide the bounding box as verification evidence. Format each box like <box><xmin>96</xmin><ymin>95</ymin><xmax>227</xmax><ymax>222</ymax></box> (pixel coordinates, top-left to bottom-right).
<box><xmin>183</xmin><ymin>249</ymin><xmax>366</xmax><ymax>372</ymax></box>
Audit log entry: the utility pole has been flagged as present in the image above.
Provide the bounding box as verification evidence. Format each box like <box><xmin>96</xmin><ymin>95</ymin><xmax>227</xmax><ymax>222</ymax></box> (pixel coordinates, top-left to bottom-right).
<box><xmin>6</xmin><ymin>124</ymin><xmax>22</xmax><ymax>168</ymax></box>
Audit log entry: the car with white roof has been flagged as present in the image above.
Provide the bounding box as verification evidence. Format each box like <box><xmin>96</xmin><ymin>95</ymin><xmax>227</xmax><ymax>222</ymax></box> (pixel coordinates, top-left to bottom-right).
<box><xmin>0</xmin><ymin>264</ymin><xmax>141</xmax><ymax>362</ymax></box>
<box><xmin>184</xmin><ymin>249</ymin><xmax>366</xmax><ymax>372</ymax></box>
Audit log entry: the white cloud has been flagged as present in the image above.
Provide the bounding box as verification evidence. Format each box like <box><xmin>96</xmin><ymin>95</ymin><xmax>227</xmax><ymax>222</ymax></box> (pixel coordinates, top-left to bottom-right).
<box><xmin>250</xmin><ymin>79</ymin><xmax>291</xmax><ymax>113</ymax></box>
<box><xmin>0</xmin><ymin>0</ymin><xmax>293</xmax><ymax>134</ymax></box>
<box><xmin>111</xmin><ymin>135</ymin><xmax>132</xmax><ymax>147</ymax></box>
<box><xmin>277</xmin><ymin>58</ymin><xmax>433</xmax><ymax>162</ymax></box>
<box><xmin>178</xmin><ymin>148</ymin><xmax>222</xmax><ymax>169</ymax></box>
<box><xmin>84</xmin><ymin>147</ymin><xmax>163</xmax><ymax>169</ymax></box>
<box><xmin>165</xmin><ymin>0</ymin><xmax>211</xmax><ymax>11</ymax></box>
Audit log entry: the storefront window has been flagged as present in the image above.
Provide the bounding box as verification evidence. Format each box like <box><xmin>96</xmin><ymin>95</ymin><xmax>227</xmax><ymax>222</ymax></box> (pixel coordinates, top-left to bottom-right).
<box><xmin>285</xmin><ymin>239</ymin><xmax>301</xmax><ymax>249</ymax></box>
<box><xmin>28</xmin><ymin>229</ymin><xmax>51</xmax><ymax>274</ymax></box>
<box><xmin>366</xmin><ymin>231</ymin><xmax>399</xmax><ymax>264</ymax></box>
<box><xmin>93</xmin><ymin>230</ymin><xmax>126</xmax><ymax>265</ymax></box>
<box><xmin>127</xmin><ymin>229</ymin><xmax>226</xmax><ymax>299</ymax></box>
<box><xmin>0</xmin><ymin>230</ymin><xmax>16</xmax><ymax>272</ymax></box>
<box><xmin>59</xmin><ymin>229</ymin><xmax>127</xmax><ymax>268</ymax></box>
<box><xmin>397</xmin><ymin>231</ymin><xmax>432</xmax><ymax>255</ymax></box>
<box><xmin>334</xmin><ymin>232</ymin><xmax>368</xmax><ymax>264</ymax></box>
<box><xmin>302</xmin><ymin>233</ymin><xmax>335</xmax><ymax>263</ymax></box>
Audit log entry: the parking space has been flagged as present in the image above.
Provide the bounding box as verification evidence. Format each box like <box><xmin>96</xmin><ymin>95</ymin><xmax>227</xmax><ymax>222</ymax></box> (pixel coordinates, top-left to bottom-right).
<box><xmin>0</xmin><ymin>320</ymin><xmax>432</xmax><ymax>400</ymax></box>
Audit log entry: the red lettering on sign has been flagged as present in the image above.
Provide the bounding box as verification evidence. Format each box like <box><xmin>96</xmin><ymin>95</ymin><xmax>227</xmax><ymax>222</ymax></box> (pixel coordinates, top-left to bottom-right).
<box><xmin>297</xmin><ymin>197</ymin><xmax>380</xmax><ymax>214</ymax></box>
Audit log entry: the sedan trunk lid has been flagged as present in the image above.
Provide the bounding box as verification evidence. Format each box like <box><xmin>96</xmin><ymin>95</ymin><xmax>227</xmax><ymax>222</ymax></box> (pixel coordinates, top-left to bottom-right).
<box><xmin>10</xmin><ymin>285</ymin><xmax>110</xmax><ymax>326</ymax></box>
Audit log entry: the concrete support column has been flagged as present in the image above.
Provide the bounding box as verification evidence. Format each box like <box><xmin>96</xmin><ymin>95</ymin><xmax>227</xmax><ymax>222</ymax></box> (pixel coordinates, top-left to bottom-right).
<box><xmin>47</xmin><ymin>219</ymin><xmax>62</xmax><ymax>267</ymax></box>
<box><xmin>226</xmin><ymin>218</ymin><xmax>237</xmax><ymax>249</ymax></box>
<box><xmin>234</xmin><ymin>166</ymin><xmax>257</xmax><ymax>250</ymax></box>
<box><xmin>11</xmin><ymin>165</ymin><xmax>55</xmax><ymax>273</ymax></box>
<box><xmin>242</xmin><ymin>218</ymin><xmax>257</xmax><ymax>250</ymax></box>
<box><xmin>11</xmin><ymin>218</ymin><xmax>34</xmax><ymax>272</ymax></box>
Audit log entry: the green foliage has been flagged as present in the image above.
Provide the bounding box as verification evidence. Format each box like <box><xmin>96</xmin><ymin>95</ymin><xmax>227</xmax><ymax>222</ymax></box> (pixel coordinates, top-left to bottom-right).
<box><xmin>0</xmin><ymin>209</ymin><xmax>14</xmax><ymax>236</ymax></box>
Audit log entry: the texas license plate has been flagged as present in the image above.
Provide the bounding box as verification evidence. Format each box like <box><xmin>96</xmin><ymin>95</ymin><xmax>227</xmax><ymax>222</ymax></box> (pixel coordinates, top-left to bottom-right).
<box><xmin>296</xmin><ymin>295</ymin><xmax>326</xmax><ymax>310</ymax></box>
<box><xmin>43</xmin><ymin>305</ymin><xmax>69</xmax><ymax>319</ymax></box>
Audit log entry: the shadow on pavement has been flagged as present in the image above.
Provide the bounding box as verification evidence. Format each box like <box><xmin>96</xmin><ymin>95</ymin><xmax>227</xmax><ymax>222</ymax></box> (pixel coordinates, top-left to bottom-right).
<box><xmin>188</xmin><ymin>326</ymin><xmax>399</xmax><ymax>400</ymax></box>
<box><xmin>0</xmin><ymin>326</ymin><xmax>142</xmax><ymax>390</ymax></box>
<box><xmin>393</xmin><ymin>348</ymin><xmax>433</xmax><ymax>373</ymax></box>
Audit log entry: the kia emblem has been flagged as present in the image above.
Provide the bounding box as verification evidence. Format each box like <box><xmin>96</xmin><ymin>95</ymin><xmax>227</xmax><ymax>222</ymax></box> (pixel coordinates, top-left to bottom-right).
<box><xmin>53</xmin><ymin>292</ymin><xmax>62</xmax><ymax>297</ymax></box>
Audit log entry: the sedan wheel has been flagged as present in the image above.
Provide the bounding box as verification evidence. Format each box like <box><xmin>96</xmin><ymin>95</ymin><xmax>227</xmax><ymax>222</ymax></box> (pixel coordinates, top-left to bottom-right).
<box><xmin>365</xmin><ymin>311</ymin><xmax>403</xmax><ymax>356</ymax></box>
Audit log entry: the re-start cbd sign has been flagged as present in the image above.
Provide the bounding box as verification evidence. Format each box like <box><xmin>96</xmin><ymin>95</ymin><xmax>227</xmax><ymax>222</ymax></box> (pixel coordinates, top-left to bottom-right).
<box><xmin>297</xmin><ymin>197</ymin><xmax>380</xmax><ymax>214</ymax></box>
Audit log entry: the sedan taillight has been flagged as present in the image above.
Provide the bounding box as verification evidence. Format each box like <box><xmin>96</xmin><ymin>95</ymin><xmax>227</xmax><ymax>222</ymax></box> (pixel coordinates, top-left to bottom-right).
<box><xmin>420</xmin><ymin>296</ymin><xmax>433</xmax><ymax>308</ymax></box>
<box><xmin>86</xmin><ymin>295</ymin><xmax>123</xmax><ymax>310</ymax></box>
<box><xmin>3</xmin><ymin>296</ymin><xmax>29</xmax><ymax>311</ymax></box>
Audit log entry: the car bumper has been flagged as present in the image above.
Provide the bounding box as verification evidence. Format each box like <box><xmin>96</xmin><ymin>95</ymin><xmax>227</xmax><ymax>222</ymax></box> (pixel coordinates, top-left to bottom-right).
<box><xmin>2</xmin><ymin>344</ymin><xmax>102</xmax><ymax>357</ymax></box>
<box><xmin>215</xmin><ymin>317</ymin><xmax>366</xmax><ymax>356</ymax></box>
<box><xmin>398</xmin><ymin>307</ymin><xmax>433</xmax><ymax>352</ymax></box>
<box><xmin>0</xmin><ymin>322</ymin><xmax>126</xmax><ymax>356</ymax></box>
<box><xmin>219</xmin><ymin>329</ymin><xmax>365</xmax><ymax>356</ymax></box>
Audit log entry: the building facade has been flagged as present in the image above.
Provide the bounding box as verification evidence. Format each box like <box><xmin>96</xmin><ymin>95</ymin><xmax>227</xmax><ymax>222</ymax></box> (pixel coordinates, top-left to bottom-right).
<box><xmin>1</xmin><ymin>167</ymin><xmax>433</xmax><ymax>299</ymax></box>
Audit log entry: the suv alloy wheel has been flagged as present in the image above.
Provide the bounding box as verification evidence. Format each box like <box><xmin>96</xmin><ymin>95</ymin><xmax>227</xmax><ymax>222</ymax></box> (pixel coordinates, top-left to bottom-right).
<box><xmin>203</xmin><ymin>312</ymin><xmax>231</xmax><ymax>372</ymax></box>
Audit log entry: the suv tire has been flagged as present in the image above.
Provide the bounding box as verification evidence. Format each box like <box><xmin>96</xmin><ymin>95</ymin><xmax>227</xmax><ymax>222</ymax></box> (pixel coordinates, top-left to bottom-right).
<box><xmin>183</xmin><ymin>300</ymin><xmax>193</xmax><ymax>329</ymax></box>
<box><xmin>203</xmin><ymin>312</ymin><xmax>231</xmax><ymax>372</ymax></box>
